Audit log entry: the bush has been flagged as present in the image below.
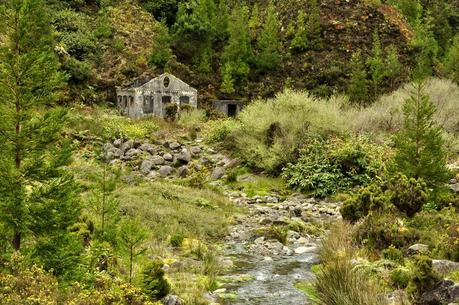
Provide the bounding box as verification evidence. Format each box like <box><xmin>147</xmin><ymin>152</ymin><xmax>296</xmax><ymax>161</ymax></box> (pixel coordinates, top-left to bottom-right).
<box><xmin>282</xmin><ymin>137</ymin><xmax>385</xmax><ymax>197</ymax></box>
<box><xmin>382</xmin><ymin>245</ymin><xmax>405</xmax><ymax>265</ymax></box>
<box><xmin>141</xmin><ymin>260</ymin><xmax>171</xmax><ymax>300</ymax></box>
<box><xmin>177</xmin><ymin>109</ymin><xmax>207</xmax><ymax>131</ymax></box>
<box><xmin>407</xmin><ymin>255</ymin><xmax>440</xmax><ymax>297</ymax></box>
<box><xmin>170</xmin><ymin>233</ymin><xmax>185</xmax><ymax>248</ymax></box>
<box><xmin>231</xmin><ymin>90</ymin><xmax>346</xmax><ymax>173</ymax></box>
<box><xmin>165</xmin><ymin>103</ymin><xmax>178</xmax><ymax>121</ymax></box>
<box><xmin>390</xmin><ymin>267</ymin><xmax>411</xmax><ymax>289</ymax></box>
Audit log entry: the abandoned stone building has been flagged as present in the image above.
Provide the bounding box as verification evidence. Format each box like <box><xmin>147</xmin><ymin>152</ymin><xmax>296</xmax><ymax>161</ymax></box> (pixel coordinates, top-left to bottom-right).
<box><xmin>116</xmin><ymin>73</ymin><xmax>198</xmax><ymax>119</ymax></box>
<box><xmin>213</xmin><ymin>100</ymin><xmax>244</xmax><ymax>117</ymax></box>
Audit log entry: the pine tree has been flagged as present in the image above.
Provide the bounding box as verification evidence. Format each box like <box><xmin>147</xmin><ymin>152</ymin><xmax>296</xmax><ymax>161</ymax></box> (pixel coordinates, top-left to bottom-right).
<box><xmin>215</xmin><ymin>0</ymin><xmax>229</xmax><ymax>40</ymax></box>
<box><xmin>412</xmin><ymin>15</ymin><xmax>439</xmax><ymax>81</ymax></box>
<box><xmin>248</xmin><ymin>3</ymin><xmax>260</xmax><ymax>40</ymax></box>
<box><xmin>443</xmin><ymin>35</ymin><xmax>459</xmax><ymax>83</ymax></box>
<box><xmin>221</xmin><ymin>5</ymin><xmax>252</xmax><ymax>92</ymax></box>
<box><xmin>256</xmin><ymin>2</ymin><xmax>281</xmax><ymax>71</ymax></box>
<box><xmin>221</xmin><ymin>63</ymin><xmax>235</xmax><ymax>94</ymax></box>
<box><xmin>347</xmin><ymin>51</ymin><xmax>369</xmax><ymax>105</ymax></box>
<box><xmin>366</xmin><ymin>30</ymin><xmax>385</xmax><ymax>97</ymax></box>
<box><xmin>392</xmin><ymin>83</ymin><xmax>449</xmax><ymax>190</ymax></box>
<box><xmin>394</xmin><ymin>0</ymin><xmax>423</xmax><ymax>25</ymax></box>
<box><xmin>119</xmin><ymin>218</ymin><xmax>148</xmax><ymax>283</ymax></box>
<box><xmin>291</xmin><ymin>0</ymin><xmax>322</xmax><ymax>51</ymax></box>
<box><xmin>88</xmin><ymin>162</ymin><xmax>120</xmax><ymax>242</ymax></box>
<box><xmin>0</xmin><ymin>0</ymin><xmax>80</xmax><ymax>257</ymax></box>
<box><xmin>149</xmin><ymin>20</ymin><xmax>173</xmax><ymax>68</ymax></box>
<box><xmin>385</xmin><ymin>45</ymin><xmax>403</xmax><ymax>88</ymax></box>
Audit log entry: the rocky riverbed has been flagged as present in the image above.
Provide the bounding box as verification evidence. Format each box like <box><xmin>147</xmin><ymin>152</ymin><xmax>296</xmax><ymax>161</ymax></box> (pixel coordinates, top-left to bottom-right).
<box><xmin>210</xmin><ymin>192</ymin><xmax>342</xmax><ymax>305</ymax></box>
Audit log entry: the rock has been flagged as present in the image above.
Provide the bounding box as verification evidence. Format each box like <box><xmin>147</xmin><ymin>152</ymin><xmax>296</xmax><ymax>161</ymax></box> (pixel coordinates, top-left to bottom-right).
<box><xmin>211</xmin><ymin>167</ymin><xmax>225</xmax><ymax>180</ymax></box>
<box><xmin>120</xmin><ymin>140</ymin><xmax>133</xmax><ymax>152</ymax></box>
<box><xmin>133</xmin><ymin>139</ymin><xmax>142</xmax><ymax>148</ymax></box>
<box><xmin>433</xmin><ymin>260</ymin><xmax>459</xmax><ymax>275</ymax></box>
<box><xmin>451</xmin><ymin>178</ymin><xmax>458</xmax><ymax>184</ymax></box>
<box><xmin>419</xmin><ymin>280</ymin><xmax>459</xmax><ymax>304</ymax></box>
<box><xmin>176</xmin><ymin>148</ymin><xmax>192</xmax><ymax>163</ymax></box>
<box><xmin>451</xmin><ymin>184</ymin><xmax>459</xmax><ymax>193</ymax></box>
<box><xmin>297</xmin><ymin>237</ymin><xmax>309</xmax><ymax>244</ymax></box>
<box><xmin>177</xmin><ymin>166</ymin><xmax>189</xmax><ymax>177</ymax></box>
<box><xmin>104</xmin><ymin>146</ymin><xmax>123</xmax><ymax>161</ymax></box>
<box><xmin>124</xmin><ymin>148</ymin><xmax>140</xmax><ymax>159</ymax></box>
<box><xmin>147</xmin><ymin>171</ymin><xmax>158</xmax><ymax>179</ymax></box>
<box><xmin>213</xmin><ymin>288</ymin><xmax>227</xmax><ymax>294</ymax></box>
<box><xmin>169</xmin><ymin>142</ymin><xmax>181</xmax><ymax>150</ymax></box>
<box><xmin>139</xmin><ymin>143</ymin><xmax>155</xmax><ymax>153</ymax></box>
<box><xmin>113</xmin><ymin>139</ymin><xmax>122</xmax><ymax>147</ymax></box>
<box><xmin>151</xmin><ymin>155</ymin><xmax>165</xmax><ymax>165</ymax></box>
<box><xmin>407</xmin><ymin>244</ymin><xmax>429</xmax><ymax>256</ymax></box>
<box><xmin>294</xmin><ymin>246</ymin><xmax>317</xmax><ymax>254</ymax></box>
<box><xmin>190</xmin><ymin>146</ymin><xmax>202</xmax><ymax>155</ymax></box>
<box><xmin>140</xmin><ymin>160</ymin><xmax>154</xmax><ymax>175</ymax></box>
<box><xmin>264</xmin><ymin>256</ymin><xmax>273</xmax><ymax>261</ymax></box>
<box><xmin>159</xmin><ymin>166</ymin><xmax>173</xmax><ymax>178</ymax></box>
<box><xmin>259</xmin><ymin>217</ymin><xmax>272</xmax><ymax>225</ymax></box>
<box><xmin>254</xmin><ymin>237</ymin><xmax>265</xmax><ymax>244</ymax></box>
<box><xmin>162</xmin><ymin>295</ymin><xmax>184</xmax><ymax>305</ymax></box>
<box><xmin>163</xmin><ymin>153</ymin><xmax>174</xmax><ymax>162</ymax></box>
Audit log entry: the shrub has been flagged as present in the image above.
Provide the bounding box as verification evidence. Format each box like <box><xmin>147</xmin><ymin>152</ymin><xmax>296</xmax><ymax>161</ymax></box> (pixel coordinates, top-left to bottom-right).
<box><xmin>177</xmin><ymin>109</ymin><xmax>207</xmax><ymax>131</ymax></box>
<box><xmin>231</xmin><ymin>90</ymin><xmax>346</xmax><ymax>173</ymax></box>
<box><xmin>170</xmin><ymin>233</ymin><xmax>185</xmax><ymax>248</ymax></box>
<box><xmin>355</xmin><ymin>211</ymin><xmax>420</xmax><ymax>250</ymax></box>
<box><xmin>283</xmin><ymin>137</ymin><xmax>385</xmax><ymax>197</ymax></box>
<box><xmin>149</xmin><ymin>21</ymin><xmax>172</xmax><ymax>68</ymax></box>
<box><xmin>382</xmin><ymin>245</ymin><xmax>405</xmax><ymax>265</ymax></box>
<box><xmin>141</xmin><ymin>260</ymin><xmax>171</xmax><ymax>300</ymax></box>
<box><xmin>203</xmin><ymin>118</ymin><xmax>238</xmax><ymax>146</ymax></box>
<box><xmin>386</xmin><ymin>174</ymin><xmax>429</xmax><ymax>217</ymax></box>
<box><xmin>407</xmin><ymin>255</ymin><xmax>440</xmax><ymax>297</ymax></box>
<box><xmin>165</xmin><ymin>103</ymin><xmax>178</xmax><ymax>121</ymax></box>
<box><xmin>390</xmin><ymin>267</ymin><xmax>411</xmax><ymax>289</ymax></box>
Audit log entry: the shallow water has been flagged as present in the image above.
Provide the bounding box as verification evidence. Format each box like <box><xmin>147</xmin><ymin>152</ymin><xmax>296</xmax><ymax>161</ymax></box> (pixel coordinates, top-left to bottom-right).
<box><xmin>220</xmin><ymin>243</ymin><xmax>318</xmax><ymax>305</ymax></box>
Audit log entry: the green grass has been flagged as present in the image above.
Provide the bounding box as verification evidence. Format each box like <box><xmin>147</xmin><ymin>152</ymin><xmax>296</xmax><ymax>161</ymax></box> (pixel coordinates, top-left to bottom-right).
<box><xmin>226</xmin><ymin>169</ymin><xmax>290</xmax><ymax>197</ymax></box>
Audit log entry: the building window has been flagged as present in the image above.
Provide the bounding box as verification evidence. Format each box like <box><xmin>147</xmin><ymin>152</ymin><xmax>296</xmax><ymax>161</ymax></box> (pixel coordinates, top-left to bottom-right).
<box><xmin>129</xmin><ymin>96</ymin><xmax>134</xmax><ymax>107</ymax></box>
<box><xmin>123</xmin><ymin>96</ymin><xmax>127</xmax><ymax>108</ymax></box>
<box><xmin>179</xmin><ymin>96</ymin><xmax>190</xmax><ymax>105</ymax></box>
<box><xmin>163</xmin><ymin>76</ymin><xmax>170</xmax><ymax>88</ymax></box>
<box><xmin>162</xmin><ymin>96</ymin><xmax>171</xmax><ymax>104</ymax></box>
<box><xmin>143</xmin><ymin>96</ymin><xmax>154</xmax><ymax>114</ymax></box>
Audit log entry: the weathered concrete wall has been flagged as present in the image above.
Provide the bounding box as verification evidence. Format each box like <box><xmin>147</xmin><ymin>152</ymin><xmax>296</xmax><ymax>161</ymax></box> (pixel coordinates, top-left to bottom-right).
<box><xmin>116</xmin><ymin>73</ymin><xmax>197</xmax><ymax>119</ymax></box>
<box><xmin>213</xmin><ymin>100</ymin><xmax>244</xmax><ymax>117</ymax></box>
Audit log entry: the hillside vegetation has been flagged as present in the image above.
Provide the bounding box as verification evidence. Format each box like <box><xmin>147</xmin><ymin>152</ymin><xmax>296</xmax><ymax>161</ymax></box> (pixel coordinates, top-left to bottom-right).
<box><xmin>1</xmin><ymin>0</ymin><xmax>459</xmax><ymax>305</ymax></box>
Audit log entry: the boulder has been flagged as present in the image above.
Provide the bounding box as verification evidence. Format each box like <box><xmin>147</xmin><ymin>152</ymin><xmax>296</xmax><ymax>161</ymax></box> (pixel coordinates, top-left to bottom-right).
<box><xmin>169</xmin><ymin>142</ymin><xmax>181</xmax><ymax>150</ymax></box>
<box><xmin>407</xmin><ymin>244</ymin><xmax>429</xmax><ymax>256</ymax></box>
<box><xmin>190</xmin><ymin>146</ymin><xmax>202</xmax><ymax>155</ymax></box>
<box><xmin>159</xmin><ymin>166</ymin><xmax>173</xmax><ymax>178</ymax></box>
<box><xmin>211</xmin><ymin>167</ymin><xmax>225</xmax><ymax>180</ymax></box>
<box><xmin>177</xmin><ymin>166</ymin><xmax>189</xmax><ymax>178</ymax></box>
<box><xmin>124</xmin><ymin>148</ymin><xmax>140</xmax><ymax>160</ymax></box>
<box><xmin>133</xmin><ymin>139</ymin><xmax>142</xmax><ymax>148</ymax></box>
<box><xmin>294</xmin><ymin>246</ymin><xmax>317</xmax><ymax>254</ymax></box>
<box><xmin>120</xmin><ymin>140</ymin><xmax>133</xmax><ymax>153</ymax></box>
<box><xmin>176</xmin><ymin>148</ymin><xmax>192</xmax><ymax>163</ymax></box>
<box><xmin>451</xmin><ymin>178</ymin><xmax>458</xmax><ymax>185</ymax></box>
<box><xmin>151</xmin><ymin>155</ymin><xmax>165</xmax><ymax>165</ymax></box>
<box><xmin>140</xmin><ymin>160</ymin><xmax>154</xmax><ymax>175</ymax></box>
<box><xmin>113</xmin><ymin>139</ymin><xmax>122</xmax><ymax>147</ymax></box>
<box><xmin>139</xmin><ymin>143</ymin><xmax>155</xmax><ymax>154</ymax></box>
<box><xmin>104</xmin><ymin>146</ymin><xmax>123</xmax><ymax>161</ymax></box>
<box><xmin>419</xmin><ymin>280</ymin><xmax>459</xmax><ymax>304</ymax></box>
<box><xmin>433</xmin><ymin>259</ymin><xmax>459</xmax><ymax>275</ymax></box>
<box><xmin>163</xmin><ymin>153</ymin><xmax>174</xmax><ymax>162</ymax></box>
<box><xmin>162</xmin><ymin>295</ymin><xmax>184</xmax><ymax>305</ymax></box>
<box><xmin>451</xmin><ymin>184</ymin><xmax>459</xmax><ymax>193</ymax></box>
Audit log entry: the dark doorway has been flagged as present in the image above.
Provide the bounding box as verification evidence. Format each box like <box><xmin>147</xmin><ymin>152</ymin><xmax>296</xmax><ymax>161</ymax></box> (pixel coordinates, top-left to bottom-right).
<box><xmin>227</xmin><ymin>104</ymin><xmax>237</xmax><ymax>117</ymax></box>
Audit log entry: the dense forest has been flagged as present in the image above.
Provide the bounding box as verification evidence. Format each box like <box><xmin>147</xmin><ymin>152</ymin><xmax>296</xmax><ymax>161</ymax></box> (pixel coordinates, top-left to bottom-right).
<box><xmin>0</xmin><ymin>0</ymin><xmax>459</xmax><ymax>305</ymax></box>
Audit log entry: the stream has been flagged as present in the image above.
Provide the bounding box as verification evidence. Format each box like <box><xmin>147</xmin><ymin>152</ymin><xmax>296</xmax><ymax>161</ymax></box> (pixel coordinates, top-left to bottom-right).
<box><xmin>214</xmin><ymin>192</ymin><xmax>341</xmax><ymax>305</ymax></box>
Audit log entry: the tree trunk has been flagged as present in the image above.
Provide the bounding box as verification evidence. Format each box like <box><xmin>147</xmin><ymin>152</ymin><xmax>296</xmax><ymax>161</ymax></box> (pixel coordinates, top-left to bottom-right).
<box><xmin>12</xmin><ymin>231</ymin><xmax>21</xmax><ymax>251</ymax></box>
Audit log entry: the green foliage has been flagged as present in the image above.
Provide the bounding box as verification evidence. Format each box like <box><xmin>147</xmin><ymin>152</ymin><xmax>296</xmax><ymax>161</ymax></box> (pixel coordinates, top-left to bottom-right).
<box><xmin>382</xmin><ymin>245</ymin><xmax>405</xmax><ymax>265</ymax></box>
<box><xmin>392</xmin><ymin>83</ymin><xmax>449</xmax><ymax>190</ymax></box>
<box><xmin>411</xmin><ymin>15</ymin><xmax>439</xmax><ymax>81</ymax></box>
<box><xmin>385</xmin><ymin>45</ymin><xmax>403</xmax><ymax>88</ymax></box>
<box><xmin>444</xmin><ymin>35</ymin><xmax>459</xmax><ymax>83</ymax></box>
<box><xmin>141</xmin><ymin>260</ymin><xmax>171</xmax><ymax>300</ymax></box>
<box><xmin>291</xmin><ymin>0</ymin><xmax>322</xmax><ymax>51</ymax></box>
<box><xmin>392</xmin><ymin>0</ymin><xmax>422</xmax><ymax>25</ymax></box>
<box><xmin>260</xmin><ymin>225</ymin><xmax>289</xmax><ymax>245</ymax></box>
<box><xmin>389</xmin><ymin>267</ymin><xmax>411</xmax><ymax>289</ymax></box>
<box><xmin>141</xmin><ymin>0</ymin><xmax>182</xmax><ymax>26</ymax></box>
<box><xmin>221</xmin><ymin>5</ymin><xmax>252</xmax><ymax>91</ymax></box>
<box><xmin>119</xmin><ymin>218</ymin><xmax>149</xmax><ymax>282</ymax></box>
<box><xmin>248</xmin><ymin>3</ymin><xmax>260</xmax><ymax>39</ymax></box>
<box><xmin>407</xmin><ymin>255</ymin><xmax>440</xmax><ymax>297</ymax></box>
<box><xmin>0</xmin><ymin>0</ymin><xmax>82</xmax><ymax>282</ymax></box>
<box><xmin>149</xmin><ymin>21</ymin><xmax>173</xmax><ymax>68</ymax></box>
<box><xmin>256</xmin><ymin>2</ymin><xmax>281</xmax><ymax>71</ymax></box>
<box><xmin>170</xmin><ymin>233</ymin><xmax>185</xmax><ymax>248</ymax></box>
<box><xmin>347</xmin><ymin>51</ymin><xmax>369</xmax><ymax>105</ymax></box>
<box><xmin>165</xmin><ymin>103</ymin><xmax>178</xmax><ymax>121</ymax></box>
<box><xmin>282</xmin><ymin>138</ymin><xmax>384</xmax><ymax>197</ymax></box>
<box><xmin>229</xmin><ymin>91</ymin><xmax>347</xmax><ymax>173</ymax></box>
<box><xmin>388</xmin><ymin>174</ymin><xmax>429</xmax><ymax>217</ymax></box>
<box><xmin>366</xmin><ymin>30</ymin><xmax>385</xmax><ymax>97</ymax></box>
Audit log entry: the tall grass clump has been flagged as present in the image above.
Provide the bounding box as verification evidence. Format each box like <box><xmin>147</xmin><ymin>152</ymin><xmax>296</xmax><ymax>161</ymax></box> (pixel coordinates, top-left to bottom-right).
<box><xmin>314</xmin><ymin>222</ymin><xmax>385</xmax><ymax>305</ymax></box>
<box><xmin>349</xmin><ymin>78</ymin><xmax>459</xmax><ymax>137</ymax></box>
<box><xmin>177</xmin><ymin>109</ymin><xmax>207</xmax><ymax>130</ymax></box>
<box><xmin>231</xmin><ymin>90</ymin><xmax>347</xmax><ymax>173</ymax></box>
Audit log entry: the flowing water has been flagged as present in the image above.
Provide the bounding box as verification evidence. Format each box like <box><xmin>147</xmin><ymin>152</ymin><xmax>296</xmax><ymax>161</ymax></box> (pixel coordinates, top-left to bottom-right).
<box><xmin>220</xmin><ymin>243</ymin><xmax>319</xmax><ymax>305</ymax></box>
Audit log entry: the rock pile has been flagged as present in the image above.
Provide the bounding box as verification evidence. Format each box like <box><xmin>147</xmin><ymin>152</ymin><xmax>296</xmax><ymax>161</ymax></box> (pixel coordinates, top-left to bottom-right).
<box><xmin>103</xmin><ymin>138</ymin><xmax>237</xmax><ymax>179</ymax></box>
